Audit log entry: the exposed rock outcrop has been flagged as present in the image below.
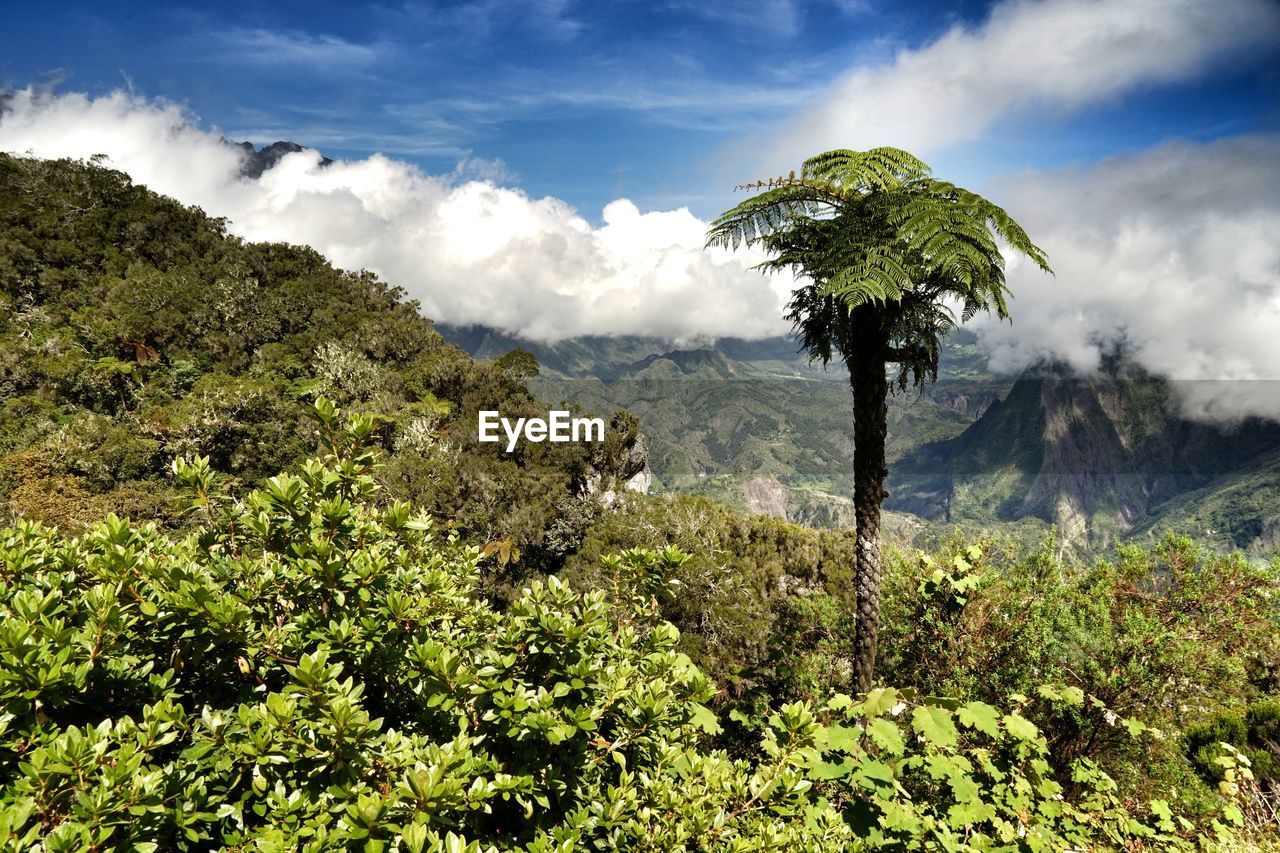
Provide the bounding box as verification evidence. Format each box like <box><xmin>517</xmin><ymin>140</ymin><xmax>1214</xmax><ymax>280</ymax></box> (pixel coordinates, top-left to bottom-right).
<box><xmin>743</xmin><ymin>477</ymin><xmax>792</xmax><ymax>519</ymax></box>
<box><xmin>233</xmin><ymin>140</ymin><xmax>333</xmax><ymax>179</ymax></box>
<box><xmin>582</xmin><ymin>430</ymin><xmax>652</xmax><ymax>506</ymax></box>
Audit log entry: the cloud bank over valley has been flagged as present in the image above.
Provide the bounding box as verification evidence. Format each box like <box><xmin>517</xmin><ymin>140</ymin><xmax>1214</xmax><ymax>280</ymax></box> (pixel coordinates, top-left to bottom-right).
<box><xmin>976</xmin><ymin>134</ymin><xmax>1280</xmax><ymax>420</ymax></box>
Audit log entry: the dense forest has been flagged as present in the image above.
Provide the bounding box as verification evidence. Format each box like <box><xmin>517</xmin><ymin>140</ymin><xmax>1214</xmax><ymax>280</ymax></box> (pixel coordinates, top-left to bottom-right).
<box><xmin>2</xmin><ymin>154</ymin><xmax>1279</xmax><ymax>849</ymax></box>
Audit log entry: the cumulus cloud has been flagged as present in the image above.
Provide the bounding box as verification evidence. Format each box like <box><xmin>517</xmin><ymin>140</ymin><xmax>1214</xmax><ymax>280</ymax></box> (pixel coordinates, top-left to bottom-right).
<box><xmin>0</xmin><ymin>89</ymin><xmax>792</xmax><ymax>342</ymax></box>
<box><xmin>973</xmin><ymin>135</ymin><xmax>1280</xmax><ymax>421</ymax></box>
<box><xmin>767</xmin><ymin>0</ymin><xmax>1280</xmax><ymax>167</ymax></box>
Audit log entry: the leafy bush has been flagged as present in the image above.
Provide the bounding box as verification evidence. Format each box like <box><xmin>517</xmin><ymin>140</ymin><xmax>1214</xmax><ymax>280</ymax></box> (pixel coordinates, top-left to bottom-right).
<box><xmin>0</xmin><ymin>405</ymin><xmax>851</xmax><ymax>850</ymax></box>
<box><xmin>1186</xmin><ymin>699</ymin><xmax>1280</xmax><ymax>794</ymax></box>
<box><xmin>0</xmin><ymin>402</ymin><xmax>1259</xmax><ymax>850</ymax></box>
<box><xmin>798</xmin><ymin>685</ymin><xmax>1227</xmax><ymax>851</ymax></box>
<box><xmin>564</xmin><ymin>492</ymin><xmax>858</xmax><ymax>697</ymax></box>
<box><xmin>877</xmin><ymin>533</ymin><xmax>1280</xmax><ymax>802</ymax></box>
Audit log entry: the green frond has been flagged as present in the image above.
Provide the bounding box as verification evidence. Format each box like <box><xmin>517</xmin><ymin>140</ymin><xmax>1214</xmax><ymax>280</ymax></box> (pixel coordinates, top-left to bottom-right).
<box><xmin>706</xmin><ymin>147</ymin><xmax>1049</xmax><ymax>386</ymax></box>
<box><xmin>919</xmin><ymin>180</ymin><xmax>1053</xmax><ymax>274</ymax></box>
<box><xmin>705</xmin><ymin>183</ymin><xmax>841</xmax><ymax>250</ymax></box>
<box><xmin>802</xmin><ymin>147</ymin><xmax>931</xmax><ymax>191</ymax></box>
<box><xmin>824</xmin><ymin>246</ymin><xmax>911</xmax><ymax>307</ymax></box>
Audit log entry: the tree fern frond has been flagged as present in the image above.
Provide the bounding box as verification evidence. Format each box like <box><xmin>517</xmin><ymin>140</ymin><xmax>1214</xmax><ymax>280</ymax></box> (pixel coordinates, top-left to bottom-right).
<box><xmin>707</xmin><ymin>147</ymin><xmax>1047</xmax><ymax>385</ymax></box>
<box><xmin>803</xmin><ymin>147</ymin><xmax>931</xmax><ymax>191</ymax></box>
<box><xmin>705</xmin><ymin>184</ymin><xmax>841</xmax><ymax>250</ymax></box>
<box><xmin>920</xmin><ymin>181</ymin><xmax>1053</xmax><ymax>274</ymax></box>
<box><xmin>824</xmin><ymin>246</ymin><xmax>912</xmax><ymax>307</ymax></box>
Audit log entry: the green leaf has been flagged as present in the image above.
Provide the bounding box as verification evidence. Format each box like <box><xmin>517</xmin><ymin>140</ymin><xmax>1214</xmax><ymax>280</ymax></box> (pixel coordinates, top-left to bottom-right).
<box><xmin>689</xmin><ymin>703</ymin><xmax>722</xmax><ymax>735</ymax></box>
<box><xmin>809</xmin><ymin>759</ymin><xmax>855</xmax><ymax>780</ymax></box>
<box><xmin>957</xmin><ymin>701</ymin><xmax>1001</xmax><ymax>738</ymax></box>
<box><xmin>1003</xmin><ymin>713</ymin><xmax>1040</xmax><ymax>742</ymax></box>
<box><xmin>865</xmin><ymin>718</ymin><xmax>905</xmax><ymax>755</ymax></box>
<box><xmin>860</xmin><ymin>687</ymin><xmax>902</xmax><ymax>717</ymax></box>
<box><xmin>824</xmin><ymin>723</ymin><xmax>863</xmax><ymax>754</ymax></box>
<box><xmin>853</xmin><ymin>759</ymin><xmax>896</xmax><ymax>789</ymax></box>
<box><xmin>948</xmin><ymin>800</ymin><xmax>995</xmax><ymax>828</ymax></box>
<box><xmin>1123</xmin><ymin>717</ymin><xmax>1148</xmax><ymax>737</ymax></box>
<box><xmin>912</xmin><ymin>705</ymin><xmax>959</xmax><ymax>749</ymax></box>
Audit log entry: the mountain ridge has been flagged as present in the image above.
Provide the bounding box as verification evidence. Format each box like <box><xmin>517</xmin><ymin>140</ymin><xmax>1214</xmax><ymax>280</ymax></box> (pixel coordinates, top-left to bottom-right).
<box><xmin>891</xmin><ymin>363</ymin><xmax>1280</xmax><ymax>551</ymax></box>
<box><xmin>439</xmin><ymin>324</ymin><xmax>1280</xmax><ymax>556</ymax></box>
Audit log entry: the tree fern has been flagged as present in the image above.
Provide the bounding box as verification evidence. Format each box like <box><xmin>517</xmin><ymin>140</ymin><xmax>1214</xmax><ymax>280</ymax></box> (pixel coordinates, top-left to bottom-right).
<box><xmin>708</xmin><ymin>146</ymin><xmax>1051</xmax><ymax>694</ymax></box>
<box><xmin>708</xmin><ymin>147</ymin><xmax>1049</xmax><ymax>384</ymax></box>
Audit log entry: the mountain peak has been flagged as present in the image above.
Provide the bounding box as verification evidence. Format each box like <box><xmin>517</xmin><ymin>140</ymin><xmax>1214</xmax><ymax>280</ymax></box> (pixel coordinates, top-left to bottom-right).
<box><xmin>890</xmin><ymin>366</ymin><xmax>1280</xmax><ymax>551</ymax></box>
<box><xmin>232</xmin><ymin>139</ymin><xmax>333</xmax><ymax>179</ymax></box>
<box><xmin>630</xmin><ymin>348</ymin><xmax>738</xmax><ymax>380</ymax></box>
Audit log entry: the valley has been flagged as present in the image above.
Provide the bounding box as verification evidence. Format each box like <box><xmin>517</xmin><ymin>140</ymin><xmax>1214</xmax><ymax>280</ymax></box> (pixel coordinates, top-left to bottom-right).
<box><xmin>441</xmin><ymin>323</ymin><xmax>1280</xmax><ymax>557</ymax></box>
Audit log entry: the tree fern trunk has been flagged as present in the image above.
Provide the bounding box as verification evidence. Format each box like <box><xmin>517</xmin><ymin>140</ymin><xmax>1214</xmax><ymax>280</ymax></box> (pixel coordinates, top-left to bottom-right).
<box><xmin>850</xmin><ymin>319</ymin><xmax>889</xmax><ymax>695</ymax></box>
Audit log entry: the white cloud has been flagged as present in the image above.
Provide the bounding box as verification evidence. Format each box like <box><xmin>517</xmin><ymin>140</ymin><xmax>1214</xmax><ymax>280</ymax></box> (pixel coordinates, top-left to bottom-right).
<box><xmin>0</xmin><ymin>89</ymin><xmax>792</xmax><ymax>342</ymax></box>
<box><xmin>212</xmin><ymin>28</ymin><xmax>381</xmax><ymax>68</ymax></box>
<box><xmin>974</xmin><ymin>135</ymin><xmax>1280</xmax><ymax>421</ymax></box>
<box><xmin>767</xmin><ymin>0</ymin><xmax>1280</xmax><ymax>168</ymax></box>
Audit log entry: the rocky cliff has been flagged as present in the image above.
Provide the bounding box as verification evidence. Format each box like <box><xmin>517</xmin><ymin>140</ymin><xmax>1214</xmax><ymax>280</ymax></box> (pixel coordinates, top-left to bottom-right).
<box><xmin>890</xmin><ymin>363</ymin><xmax>1280</xmax><ymax>551</ymax></box>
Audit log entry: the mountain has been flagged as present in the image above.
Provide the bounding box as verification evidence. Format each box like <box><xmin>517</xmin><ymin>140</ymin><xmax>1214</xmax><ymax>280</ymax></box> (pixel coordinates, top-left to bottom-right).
<box><xmin>628</xmin><ymin>348</ymin><xmax>740</xmax><ymax>380</ymax></box>
<box><xmin>890</xmin><ymin>363</ymin><xmax>1280</xmax><ymax>553</ymax></box>
<box><xmin>435</xmin><ymin>323</ymin><xmax>839</xmax><ymax>380</ymax></box>
<box><xmin>441</xmin><ymin>325</ymin><xmax>1280</xmax><ymax>556</ymax></box>
<box><xmin>232</xmin><ymin>140</ymin><xmax>334</xmax><ymax>179</ymax></box>
<box><xmin>438</xmin><ymin>324</ymin><xmax>1010</xmax><ymax>528</ymax></box>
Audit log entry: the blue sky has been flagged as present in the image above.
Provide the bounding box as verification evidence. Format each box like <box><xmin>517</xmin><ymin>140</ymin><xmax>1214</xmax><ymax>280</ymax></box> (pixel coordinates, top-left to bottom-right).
<box><xmin>6</xmin><ymin>0</ymin><xmax>1277</xmax><ymax>218</ymax></box>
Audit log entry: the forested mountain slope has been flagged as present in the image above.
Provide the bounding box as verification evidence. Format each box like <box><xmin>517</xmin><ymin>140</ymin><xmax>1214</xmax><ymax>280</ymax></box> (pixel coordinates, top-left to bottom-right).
<box><xmin>0</xmin><ymin>152</ymin><xmax>642</xmax><ymax>573</ymax></box>
<box><xmin>441</xmin><ymin>324</ymin><xmax>1280</xmax><ymax>556</ymax></box>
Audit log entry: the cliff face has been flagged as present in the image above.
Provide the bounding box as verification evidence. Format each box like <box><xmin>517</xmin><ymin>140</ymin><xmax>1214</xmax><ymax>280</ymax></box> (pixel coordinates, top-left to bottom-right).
<box><xmin>582</xmin><ymin>430</ymin><xmax>653</xmax><ymax>505</ymax></box>
<box><xmin>743</xmin><ymin>477</ymin><xmax>793</xmax><ymax>518</ymax></box>
<box><xmin>890</xmin><ymin>364</ymin><xmax>1280</xmax><ymax>551</ymax></box>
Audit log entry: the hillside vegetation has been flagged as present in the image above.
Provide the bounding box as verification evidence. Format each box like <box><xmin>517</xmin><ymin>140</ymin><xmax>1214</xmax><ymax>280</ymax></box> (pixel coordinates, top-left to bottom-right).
<box><xmin>2</xmin><ymin>410</ymin><xmax>1277</xmax><ymax>850</ymax></box>
<box><xmin>2</xmin><ymin>154</ymin><xmax>1279</xmax><ymax>849</ymax></box>
<box><xmin>0</xmin><ymin>152</ymin><xmax>636</xmax><ymax>574</ymax></box>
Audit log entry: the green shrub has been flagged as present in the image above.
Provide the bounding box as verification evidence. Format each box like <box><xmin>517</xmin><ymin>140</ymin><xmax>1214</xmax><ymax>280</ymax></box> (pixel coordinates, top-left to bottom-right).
<box><xmin>1186</xmin><ymin>699</ymin><xmax>1280</xmax><ymax>792</ymax></box>
<box><xmin>877</xmin><ymin>534</ymin><xmax>1280</xmax><ymax>803</ymax></box>
<box><xmin>564</xmin><ymin>492</ymin><xmax>858</xmax><ymax>700</ymax></box>
<box><xmin>0</xmin><ymin>402</ymin><xmax>1258</xmax><ymax>850</ymax></box>
<box><xmin>0</xmin><ymin>404</ymin><xmax>852</xmax><ymax>850</ymax></box>
<box><xmin>796</xmin><ymin>686</ymin><xmax>1222</xmax><ymax>851</ymax></box>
